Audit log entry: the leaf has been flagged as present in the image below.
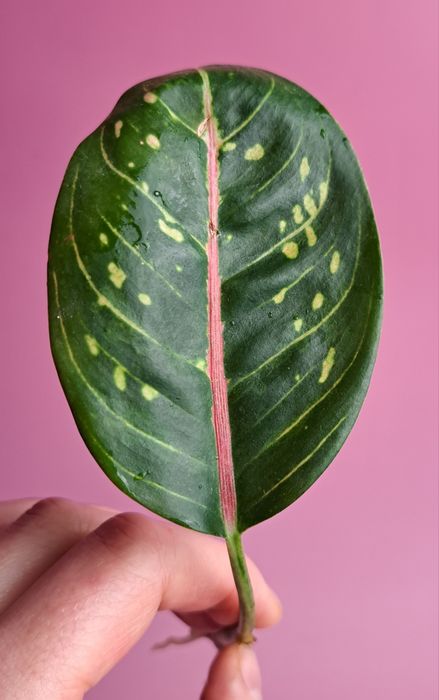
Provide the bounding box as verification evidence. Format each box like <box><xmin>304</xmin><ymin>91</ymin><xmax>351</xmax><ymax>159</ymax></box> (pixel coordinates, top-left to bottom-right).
<box><xmin>48</xmin><ymin>66</ymin><xmax>383</xmax><ymax>540</ymax></box>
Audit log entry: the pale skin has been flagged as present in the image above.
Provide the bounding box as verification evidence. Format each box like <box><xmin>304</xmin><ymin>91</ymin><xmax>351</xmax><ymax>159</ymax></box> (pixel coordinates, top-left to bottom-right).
<box><xmin>0</xmin><ymin>498</ymin><xmax>282</xmax><ymax>699</ymax></box>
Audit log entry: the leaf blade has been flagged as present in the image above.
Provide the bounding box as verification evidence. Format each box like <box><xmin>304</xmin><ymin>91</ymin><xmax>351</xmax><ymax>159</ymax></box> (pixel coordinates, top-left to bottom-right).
<box><xmin>48</xmin><ymin>66</ymin><xmax>382</xmax><ymax>536</ymax></box>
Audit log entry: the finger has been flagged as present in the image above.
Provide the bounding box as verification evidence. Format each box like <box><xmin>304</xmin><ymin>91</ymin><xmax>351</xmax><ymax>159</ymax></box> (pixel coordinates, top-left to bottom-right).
<box><xmin>0</xmin><ymin>513</ymin><xmax>280</xmax><ymax>698</ymax></box>
<box><xmin>0</xmin><ymin>497</ymin><xmax>117</xmax><ymax>611</ymax></box>
<box><xmin>201</xmin><ymin>643</ymin><xmax>262</xmax><ymax>700</ymax></box>
<box><xmin>0</xmin><ymin>498</ymin><xmax>40</xmax><ymax>528</ymax></box>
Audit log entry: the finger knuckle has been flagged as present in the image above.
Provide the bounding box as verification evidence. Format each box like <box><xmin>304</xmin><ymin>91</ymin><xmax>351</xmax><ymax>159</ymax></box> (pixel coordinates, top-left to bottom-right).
<box><xmin>91</xmin><ymin>512</ymin><xmax>151</xmax><ymax>557</ymax></box>
<box><xmin>19</xmin><ymin>496</ymin><xmax>73</xmax><ymax>522</ymax></box>
<box><xmin>6</xmin><ymin>497</ymin><xmax>87</xmax><ymax>539</ymax></box>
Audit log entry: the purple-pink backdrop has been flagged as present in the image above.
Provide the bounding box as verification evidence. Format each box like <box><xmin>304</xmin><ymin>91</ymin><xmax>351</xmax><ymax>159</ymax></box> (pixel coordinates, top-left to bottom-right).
<box><xmin>0</xmin><ymin>1</ymin><xmax>437</xmax><ymax>698</ymax></box>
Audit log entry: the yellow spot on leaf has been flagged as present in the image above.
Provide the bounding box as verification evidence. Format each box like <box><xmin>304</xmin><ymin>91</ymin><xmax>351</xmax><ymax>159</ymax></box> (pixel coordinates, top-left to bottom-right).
<box><xmin>295</xmin><ymin>373</ymin><xmax>301</xmax><ymax>381</ymax></box>
<box><xmin>319</xmin><ymin>181</ymin><xmax>328</xmax><ymax>206</ymax></box>
<box><xmin>108</xmin><ymin>262</ymin><xmax>126</xmax><ymax>289</ymax></box>
<box><xmin>141</xmin><ymin>383</ymin><xmax>158</xmax><ymax>400</ymax></box>
<box><xmin>128</xmin><ymin>162</ymin><xmax>135</xmax><ymax>168</ymax></box>
<box><xmin>195</xmin><ymin>359</ymin><xmax>207</xmax><ymax>371</ymax></box>
<box><xmin>330</xmin><ymin>250</ymin><xmax>340</xmax><ymax>274</ymax></box>
<box><xmin>312</xmin><ymin>292</ymin><xmax>324</xmax><ymax>310</ymax></box>
<box><xmin>279</xmin><ymin>220</ymin><xmax>287</xmax><ymax>233</ymax></box>
<box><xmin>146</xmin><ymin>134</ymin><xmax>160</xmax><ymax>150</ymax></box>
<box><xmin>245</xmin><ymin>143</ymin><xmax>264</xmax><ymax>160</ymax></box>
<box><xmin>303</xmin><ymin>193</ymin><xmax>318</xmax><ymax>217</ymax></box>
<box><xmin>293</xmin><ymin>318</ymin><xmax>303</xmax><ymax>332</ymax></box>
<box><xmin>223</xmin><ymin>142</ymin><xmax>236</xmax><ymax>152</ymax></box>
<box><xmin>300</xmin><ymin>156</ymin><xmax>310</xmax><ymax>181</ymax></box>
<box><xmin>114</xmin><ymin>365</ymin><xmax>126</xmax><ymax>391</ymax></box>
<box><xmin>114</xmin><ymin>120</ymin><xmax>123</xmax><ymax>138</ymax></box>
<box><xmin>138</xmin><ymin>293</ymin><xmax>152</xmax><ymax>306</ymax></box>
<box><xmin>99</xmin><ymin>233</ymin><xmax>109</xmax><ymax>246</ymax></box>
<box><xmin>292</xmin><ymin>204</ymin><xmax>304</xmax><ymax>224</ymax></box>
<box><xmin>158</xmin><ymin>219</ymin><xmax>184</xmax><ymax>242</ymax></box>
<box><xmin>319</xmin><ymin>347</ymin><xmax>336</xmax><ymax>383</ymax></box>
<box><xmin>84</xmin><ymin>335</ymin><xmax>99</xmax><ymax>356</ymax></box>
<box><xmin>98</xmin><ymin>295</ymin><xmax>108</xmax><ymax>306</ymax></box>
<box><xmin>141</xmin><ymin>181</ymin><xmax>149</xmax><ymax>194</ymax></box>
<box><xmin>176</xmin><ymin>264</ymin><xmax>182</xmax><ymax>272</ymax></box>
<box><xmin>144</xmin><ymin>92</ymin><xmax>157</xmax><ymax>104</ymax></box>
<box><xmin>273</xmin><ymin>288</ymin><xmax>287</xmax><ymax>304</ymax></box>
<box><xmin>226</xmin><ymin>234</ymin><xmax>233</xmax><ymax>241</ymax></box>
<box><xmin>305</xmin><ymin>226</ymin><xmax>317</xmax><ymax>246</ymax></box>
<box><xmin>282</xmin><ymin>241</ymin><xmax>299</xmax><ymax>259</ymax></box>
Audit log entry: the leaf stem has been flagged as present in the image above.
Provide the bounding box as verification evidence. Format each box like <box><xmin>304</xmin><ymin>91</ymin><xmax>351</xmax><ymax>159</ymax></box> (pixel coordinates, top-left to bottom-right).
<box><xmin>226</xmin><ymin>530</ymin><xmax>255</xmax><ymax>644</ymax></box>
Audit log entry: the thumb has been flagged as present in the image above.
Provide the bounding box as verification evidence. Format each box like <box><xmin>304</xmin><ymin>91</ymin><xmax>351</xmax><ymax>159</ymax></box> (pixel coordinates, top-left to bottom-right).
<box><xmin>201</xmin><ymin>643</ymin><xmax>262</xmax><ymax>700</ymax></box>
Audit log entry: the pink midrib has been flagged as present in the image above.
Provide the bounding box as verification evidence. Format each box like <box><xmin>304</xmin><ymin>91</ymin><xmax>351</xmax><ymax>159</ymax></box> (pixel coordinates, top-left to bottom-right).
<box><xmin>203</xmin><ymin>79</ymin><xmax>237</xmax><ymax>533</ymax></box>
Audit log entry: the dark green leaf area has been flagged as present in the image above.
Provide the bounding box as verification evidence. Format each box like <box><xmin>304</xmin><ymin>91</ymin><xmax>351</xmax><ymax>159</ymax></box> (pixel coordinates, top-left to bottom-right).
<box><xmin>207</xmin><ymin>70</ymin><xmax>381</xmax><ymax>531</ymax></box>
<box><xmin>230</xmin><ymin>205</ymin><xmax>382</xmax><ymax>531</ymax></box>
<box><xmin>49</xmin><ymin>71</ymin><xmax>224</xmax><ymax>535</ymax></box>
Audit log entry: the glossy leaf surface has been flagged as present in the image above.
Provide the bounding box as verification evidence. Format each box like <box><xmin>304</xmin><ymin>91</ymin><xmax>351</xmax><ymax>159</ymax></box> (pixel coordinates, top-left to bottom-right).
<box><xmin>48</xmin><ymin>66</ymin><xmax>382</xmax><ymax>537</ymax></box>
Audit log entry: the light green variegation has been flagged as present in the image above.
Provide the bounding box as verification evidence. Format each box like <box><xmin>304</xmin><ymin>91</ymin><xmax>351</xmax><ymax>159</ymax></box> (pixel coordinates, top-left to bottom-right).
<box><xmin>48</xmin><ymin>66</ymin><xmax>382</xmax><ymax>641</ymax></box>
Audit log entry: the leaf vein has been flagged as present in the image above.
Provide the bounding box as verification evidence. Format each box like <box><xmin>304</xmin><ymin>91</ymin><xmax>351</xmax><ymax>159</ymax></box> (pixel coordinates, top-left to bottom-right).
<box><xmin>247</xmin><ymin>131</ymin><xmax>304</xmax><ymax>200</ymax></box>
<box><xmin>88</xmin><ymin>431</ymin><xmax>208</xmax><ymax>510</ymax></box>
<box><xmin>220</xmin><ymin>77</ymin><xmax>275</xmax><ymax>144</ymax></box>
<box><xmin>156</xmin><ymin>96</ymin><xmax>198</xmax><ymax>135</ymax></box>
<box><xmin>252</xmin><ymin>415</ymin><xmax>347</xmax><ymax>505</ymax></box>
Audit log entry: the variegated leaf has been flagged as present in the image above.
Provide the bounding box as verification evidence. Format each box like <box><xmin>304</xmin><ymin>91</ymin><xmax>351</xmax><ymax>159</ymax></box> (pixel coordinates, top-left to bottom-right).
<box><xmin>48</xmin><ymin>66</ymin><xmax>382</xmax><ymax>537</ymax></box>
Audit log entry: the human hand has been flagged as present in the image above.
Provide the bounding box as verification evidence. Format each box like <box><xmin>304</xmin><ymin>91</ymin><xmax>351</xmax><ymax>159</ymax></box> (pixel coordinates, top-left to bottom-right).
<box><xmin>0</xmin><ymin>498</ymin><xmax>281</xmax><ymax>699</ymax></box>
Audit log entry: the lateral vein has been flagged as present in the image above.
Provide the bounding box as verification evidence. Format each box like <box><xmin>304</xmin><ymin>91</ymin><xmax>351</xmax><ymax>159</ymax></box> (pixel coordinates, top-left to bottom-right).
<box><xmin>221</xmin><ymin>77</ymin><xmax>275</xmax><ymax>144</ymax></box>
<box><xmin>88</xmin><ymin>431</ymin><xmax>208</xmax><ymax>510</ymax></box>
<box><xmin>254</xmin><ymin>415</ymin><xmax>347</xmax><ymax>504</ymax></box>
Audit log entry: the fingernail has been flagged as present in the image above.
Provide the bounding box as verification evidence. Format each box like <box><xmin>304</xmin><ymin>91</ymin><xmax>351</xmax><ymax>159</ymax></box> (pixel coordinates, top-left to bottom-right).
<box><xmin>239</xmin><ymin>645</ymin><xmax>262</xmax><ymax>699</ymax></box>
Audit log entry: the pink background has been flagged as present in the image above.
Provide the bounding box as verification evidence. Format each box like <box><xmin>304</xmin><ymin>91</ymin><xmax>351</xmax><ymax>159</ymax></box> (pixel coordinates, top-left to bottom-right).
<box><xmin>0</xmin><ymin>0</ymin><xmax>437</xmax><ymax>698</ymax></box>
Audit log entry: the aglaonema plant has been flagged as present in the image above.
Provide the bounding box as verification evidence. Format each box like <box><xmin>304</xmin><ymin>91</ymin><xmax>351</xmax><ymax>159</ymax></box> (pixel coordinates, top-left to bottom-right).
<box><xmin>48</xmin><ymin>66</ymin><xmax>383</xmax><ymax>645</ymax></box>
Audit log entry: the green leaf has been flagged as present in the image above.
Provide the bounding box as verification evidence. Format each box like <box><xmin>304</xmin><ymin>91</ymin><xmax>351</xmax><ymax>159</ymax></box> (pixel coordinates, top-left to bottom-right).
<box><xmin>48</xmin><ymin>66</ymin><xmax>383</xmax><ymax>540</ymax></box>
